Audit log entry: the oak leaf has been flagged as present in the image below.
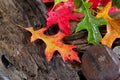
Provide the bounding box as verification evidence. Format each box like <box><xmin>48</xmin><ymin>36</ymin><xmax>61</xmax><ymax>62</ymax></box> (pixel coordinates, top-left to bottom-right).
<box><xmin>76</xmin><ymin>0</ymin><xmax>107</xmax><ymax>45</ymax></box>
<box><xmin>96</xmin><ymin>1</ymin><xmax>120</xmax><ymax>48</ymax></box>
<box><xmin>25</xmin><ymin>27</ymin><xmax>80</xmax><ymax>62</ymax></box>
<box><xmin>101</xmin><ymin>19</ymin><xmax>120</xmax><ymax>48</ymax></box>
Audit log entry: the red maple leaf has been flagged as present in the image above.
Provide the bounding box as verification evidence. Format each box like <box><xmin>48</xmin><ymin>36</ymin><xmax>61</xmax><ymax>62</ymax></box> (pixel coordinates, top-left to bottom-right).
<box><xmin>46</xmin><ymin>0</ymin><xmax>84</xmax><ymax>35</ymax></box>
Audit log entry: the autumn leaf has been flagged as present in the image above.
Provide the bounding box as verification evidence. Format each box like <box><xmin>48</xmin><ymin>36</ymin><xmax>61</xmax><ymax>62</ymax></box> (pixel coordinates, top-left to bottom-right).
<box><xmin>96</xmin><ymin>1</ymin><xmax>120</xmax><ymax>48</ymax></box>
<box><xmin>96</xmin><ymin>1</ymin><xmax>112</xmax><ymax>19</ymax></box>
<box><xmin>101</xmin><ymin>19</ymin><xmax>120</xmax><ymax>48</ymax></box>
<box><xmin>47</xmin><ymin>0</ymin><xmax>84</xmax><ymax>35</ymax></box>
<box><xmin>25</xmin><ymin>27</ymin><xmax>80</xmax><ymax>62</ymax></box>
<box><xmin>76</xmin><ymin>0</ymin><xmax>107</xmax><ymax>45</ymax></box>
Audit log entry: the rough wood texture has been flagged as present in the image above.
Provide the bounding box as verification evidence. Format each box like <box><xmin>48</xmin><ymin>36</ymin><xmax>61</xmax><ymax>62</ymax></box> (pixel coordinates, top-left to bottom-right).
<box><xmin>0</xmin><ymin>0</ymin><xmax>81</xmax><ymax>80</ymax></box>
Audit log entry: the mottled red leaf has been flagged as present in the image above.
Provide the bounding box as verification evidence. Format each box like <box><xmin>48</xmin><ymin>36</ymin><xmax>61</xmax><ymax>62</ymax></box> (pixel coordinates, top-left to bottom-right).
<box><xmin>46</xmin><ymin>0</ymin><xmax>84</xmax><ymax>35</ymax></box>
<box><xmin>47</xmin><ymin>7</ymin><xmax>83</xmax><ymax>35</ymax></box>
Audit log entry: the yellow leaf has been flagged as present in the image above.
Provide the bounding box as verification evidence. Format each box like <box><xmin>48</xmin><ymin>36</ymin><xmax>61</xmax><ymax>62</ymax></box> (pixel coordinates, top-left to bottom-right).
<box><xmin>101</xmin><ymin>19</ymin><xmax>120</xmax><ymax>48</ymax></box>
<box><xmin>96</xmin><ymin>1</ymin><xmax>112</xmax><ymax>20</ymax></box>
<box><xmin>96</xmin><ymin>1</ymin><xmax>120</xmax><ymax>48</ymax></box>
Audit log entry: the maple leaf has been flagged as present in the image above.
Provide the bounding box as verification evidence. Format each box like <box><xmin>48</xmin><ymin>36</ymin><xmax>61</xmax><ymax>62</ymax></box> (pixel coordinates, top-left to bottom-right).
<box><xmin>75</xmin><ymin>0</ymin><xmax>107</xmax><ymax>45</ymax></box>
<box><xmin>96</xmin><ymin>1</ymin><xmax>120</xmax><ymax>48</ymax></box>
<box><xmin>25</xmin><ymin>27</ymin><xmax>80</xmax><ymax>62</ymax></box>
<box><xmin>47</xmin><ymin>0</ymin><xmax>84</xmax><ymax>35</ymax></box>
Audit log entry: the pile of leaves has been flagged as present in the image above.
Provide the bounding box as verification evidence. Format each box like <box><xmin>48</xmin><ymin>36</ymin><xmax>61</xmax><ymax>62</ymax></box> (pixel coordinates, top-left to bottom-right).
<box><xmin>20</xmin><ymin>0</ymin><xmax>120</xmax><ymax>62</ymax></box>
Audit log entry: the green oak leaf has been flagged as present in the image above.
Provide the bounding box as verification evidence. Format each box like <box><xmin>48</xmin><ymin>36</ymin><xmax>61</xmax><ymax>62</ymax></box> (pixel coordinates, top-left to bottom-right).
<box><xmin>76</xmin><ymin>2</ymin><xmax>91</xmax><ymax>13</ymax></box>
<box><xmin>74</xmin><ymin>0</ymin><xmax>85</xmax><ymax>8</ymax></box>
<box><xmin>76</xmin><ymin>0</ymin><xmax>107</xmax><ymax>45</ymax></box>
<box><xmin>55</xmin><ymin>0</ymin><xmax>67</xmax><ymax>5</ymax></box>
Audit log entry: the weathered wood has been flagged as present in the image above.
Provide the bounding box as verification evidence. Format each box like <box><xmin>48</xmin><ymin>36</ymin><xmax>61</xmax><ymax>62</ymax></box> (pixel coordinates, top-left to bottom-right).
<box><xmin>0</xmin><ymin>0</ymin><xmax>81</xmax><ymax>80</ymax></box>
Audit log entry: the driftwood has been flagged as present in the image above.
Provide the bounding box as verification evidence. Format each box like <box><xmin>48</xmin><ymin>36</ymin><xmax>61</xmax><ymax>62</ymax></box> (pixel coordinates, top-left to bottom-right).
<box><xmin>0</xmin><ymin>0</ymin><xmax>120</xmax><ymax>80</ymax></box>
<box><xmin>0</xmin><ymin>0</ymin><xmax>82</xmax><ymax>80</ymax></box>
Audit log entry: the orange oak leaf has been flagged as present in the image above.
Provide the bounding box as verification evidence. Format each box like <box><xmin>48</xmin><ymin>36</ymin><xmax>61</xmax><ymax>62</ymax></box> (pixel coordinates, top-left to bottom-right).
<box><xmin>25</xmin><ymin>27</ymin><xmax>80</xmax><ymax>62</ymax></box>
<box><xmin>96</xmin><ymin>1</ymin><xmax>120</xmax><ymax>48</ymax></box>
